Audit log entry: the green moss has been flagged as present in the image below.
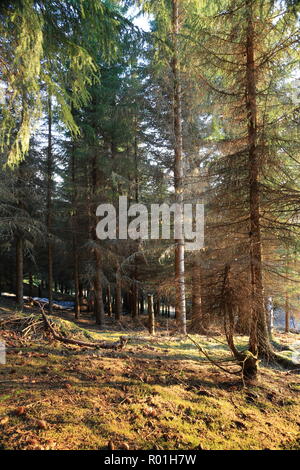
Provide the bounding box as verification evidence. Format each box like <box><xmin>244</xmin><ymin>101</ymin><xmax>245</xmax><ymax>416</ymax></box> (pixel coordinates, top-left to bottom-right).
<box><xmin>1</xmin><ymin>321</ymin><xmax>299</xmax><ymax>450</ymax></box>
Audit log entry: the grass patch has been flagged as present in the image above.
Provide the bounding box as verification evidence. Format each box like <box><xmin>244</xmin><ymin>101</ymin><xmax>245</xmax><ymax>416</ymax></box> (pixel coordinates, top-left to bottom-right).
<box><xmin>0</xmin><ymin>303</ymin><xmax>299</xmax><ymax>450</ymax></box>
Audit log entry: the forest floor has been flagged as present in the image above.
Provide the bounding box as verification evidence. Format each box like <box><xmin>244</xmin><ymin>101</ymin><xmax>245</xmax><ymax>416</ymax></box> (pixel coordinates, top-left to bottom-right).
<box><xmin>0</xmin><ymin>297</ymin><xmax>299</xmax><ymax>450</ymax></box>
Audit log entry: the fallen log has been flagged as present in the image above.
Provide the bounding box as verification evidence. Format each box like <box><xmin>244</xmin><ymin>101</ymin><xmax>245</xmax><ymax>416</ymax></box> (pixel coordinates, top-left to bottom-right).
<box><xmin>38</xmin><ymin>302</ymin><xmax>127</xmax><ymax>350</ymax></box>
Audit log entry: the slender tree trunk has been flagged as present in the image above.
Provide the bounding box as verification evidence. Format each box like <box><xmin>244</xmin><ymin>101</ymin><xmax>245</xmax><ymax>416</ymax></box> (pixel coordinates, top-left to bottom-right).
<box><xmin>285</xmin><ymin>252</ymin><xmax>290</xmax><ymax>333</ymax></box>
<box><xmin>115</xmin><ymin>264</ymin><xmax>122</xmax><ymax>321</ymax></box>
<box><xmin>87</xmin><ymin>119</ymin><xmax>105</xmax><ymax>327</ymax></box>
<box><xmin>132</xmin><ymin>126</ymin><xmax>140</xmax><ymax>321</ymax></box>
<box><xmin>148</xmin><ymin>294</ymin><xmax>155</xmax><ymax>335</ymax></box>
<box><xmin>15</xmin><ymin>159</ymin><xmax>26</xmax><ymax>310</ymax></box>
<box><xmin>71</xmin><ymin>138</ymin><xmax>80</xmax><ymax>320</ymax></box>
<box><xmin>156</xmin><ymin>297</ymin><xmax>160</xmax><ymax>316</ymax></box>
<box><xmin>15</xmin><ymin>236</ymin><xmax>23</xmax><ymax>310</ymax></box>
<box><xmin>172</xmin><ymin>0</ymin><xmax>186</xmax><ymax>335</ymax></box>
<box><xmin>92</xmin><ymin>153</ymin><xmax>105</xmax><ymax>327</ymax></box>
<box><xmin>107</xmin><ymin>285</ymin><xmax>112</xmax><ymax>317</ymax></box>
<box><xmin>132</xmin><ymin>282</ymin><xmax>138</xmax><ymax>320</ymax></box>
<box><xmin>94</xmin><ymin>250</ymin><xmax>105</xmax><ymax>326</ymax></box>
<box><xmin>246</xmin><ymin>1</ymin><xmax>272</xmax><ymax>358</ymax></box>
<box><xmin>73</xmin><ymin>248</ymin><xmax>80</xmax><ymax>320</ymax></box>
<box><xmin>79</xmin><ymin>283</ymin><xmax>83</xmax><ymax>300</ymax></box>
<box><xmin>191</xmin><ymin>258</ymin><xmax>206</xmax><ymax>333</ymax></box>
<box><xmin>140</xmin><ymin>294</ymin><xmax>144</xmax><ymax>314</ymax></box>
<box><xmin>28</xmin><ymin>270</ymin><xmax>33</xmax><ymax>298</ymax></box>
<box><xmin>134</xmin><ymin>119</ymin><xmax>139</xmax><ymax>205</ymax></box>
<box><xmin>47</xmin><ymin>94</ymin><xmax>53</xmax><ymax>314</ymax></box>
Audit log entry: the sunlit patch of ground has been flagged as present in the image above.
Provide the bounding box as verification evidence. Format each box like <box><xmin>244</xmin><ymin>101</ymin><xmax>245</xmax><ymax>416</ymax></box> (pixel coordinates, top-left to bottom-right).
<box><xmin>0</xmin><ymin>298</ymin><xmax>299</xmax><ymax>450</ymax></box>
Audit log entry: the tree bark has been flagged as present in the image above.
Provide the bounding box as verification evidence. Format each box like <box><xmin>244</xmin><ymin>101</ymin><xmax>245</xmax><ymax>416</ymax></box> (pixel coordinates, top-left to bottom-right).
<box><xmin>132</xmin><ymin>282</ymin><xmax>138</xmax><ymax>320</ymax></box>
<box><xmin>285</xmin><ymin>253</ymin><xmax>290</xmax><ymax>333</ymax></box>
<box><xmin>94</xmin><ymin>250</ymin><xmax>105</xmax><ymax>326</ymax></box>
<box><xmin>140</xmin><ymin>293</ymin><xmax>145</xmax><ymax>314</ymax></box>
<box><xmin>28</xmin><ymin>270</ymin><xmax>33</xmax><ymax>298</ymax></box>
<box><xmin>245</xmin><ymin>0</ymin><xmax>272</xmax><ymax>359</ymax></box>
<box><xmin>89</xmin><ymin>134</ymin><xmax>105</xmax><ymax>327</ymax></box>
<box><xmin>115</xmin><ymin>264</ymin><xmax>122</xmax><ymax>321</ymax></box>
<box><xmin>107</xmin><ymin>284</ymin><xmax>112</xmax><ymax>317</ymax></box>
<box><xmin>46</xmin><ymin>94</ymin><xmax>53</xmax><ymax>315</ymax></box>
<box><xmin>71</xmin><ymin>137</ymin><xmax>80</xmax><ymax>320</ymax></box>
<box><xmin>191</xmin><ymin>258</ymin><xmax>207</xmax><ymax>333</ymax></box>
<box><xmin>73</xmin><ymin>248</ymin><xmax>80</xmax><ymax>320</ymax></box>
<box><xmin>148</xmin><ymin>294</ymin><xmax>155</xmax><ymax>335</ymax></box>
<box><xmin>172</xmin><ymin>0</ymin><xmax>186</xmax><ymax>335</ymax></box>
<box><xmin>15</xmin><ymin>236</ymin><xmax>23</xmax><ymax>311</ymax></box>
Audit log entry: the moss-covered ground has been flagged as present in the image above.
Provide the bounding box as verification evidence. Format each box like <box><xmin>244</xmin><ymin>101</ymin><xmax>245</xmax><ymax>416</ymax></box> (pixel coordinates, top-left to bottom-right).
<box><xmin>0</xmin><ymin>298</ymin><xmax>299</xmax><ymax>450</ymax></box>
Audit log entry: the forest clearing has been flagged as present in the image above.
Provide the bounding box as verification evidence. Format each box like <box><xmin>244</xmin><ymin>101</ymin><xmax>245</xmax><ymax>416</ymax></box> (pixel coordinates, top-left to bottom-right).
<box><xmin>0</xmin><ymin>297</ymin><xmax>299</xmax><ymax>451</ymax></box>
<box><xmin>0</xmin><ymin>0</ymin><xmax>300</xmax><ymax>455</ymax></box>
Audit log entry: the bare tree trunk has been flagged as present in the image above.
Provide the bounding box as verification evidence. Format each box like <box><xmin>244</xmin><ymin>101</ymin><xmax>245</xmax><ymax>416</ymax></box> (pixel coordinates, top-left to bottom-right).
<box><xmin>156</xmin><ymin>297</ymin><xmax>160</xmax><ymax>316</ymax></box>
<box><xmin>132</xmin><ymin>127</ymin><xmax>140</xmax><ymax>322</ymax></box>
<box><xmin>89</xmin><ymin>136</ymin><xmax>105</xmax><ymax>326</ymax></box>
<box><xmin>172</xmin><ymin>0</ymin><xmax>186</xmax><ymax>335</ymax></box>
<box><xmin>132</xmin><ymin>282</ymin><xmax>138</xmax><ymax>320</ymax></box>
<box><xmin>107</xmin><ymin>285</ymin><xmax>112</xmax><ymax>317</ymax></box>
<box><xmin>245</xmin><ymin>1</ymin><xmax>272</xmax><ymax>359</ymax></box>
<box><xmin>47</xmin><ymin>94</ymin><xmax>53</xmax><ymax>315</ymax></box>
<box><xmin>140</xmin><ymin>293</ymin><xmax>144</xmax><ymax>315</ymax></box>
<box><xmin>71</xmin><ymin>138</ymin><xmax>80</xmax><ymax>320</ymax></box>
<box><xmin>94</xmin><ymin>250</ymin><xmax>105</xmax><ymax>326</ymax></box>
<box><xmin>285</xmin><ymin>253</ymin><xmax>290</xmax><ymax>333</ymax></box>
<box><xmin>15</xmin><ymin>236</ymin><xmax>23</xmax><ymax>311</ymax></box>
<box><xmin>148</xmin><ymin>294</ymin><xmax>155</xmax><ymax>335</ymax></box>
<box><xmin>28</xmin><ymin>270</ymin><xmax>33</xmax><ymax>298</ymax></box>
<box><xmin>115</xmin><ymin>264</ymin><xmax>122</xmax><ymax>321</ymax></box>
<box><xmin>73</xmin><ymin>248</ymin><xmax>80</xmax><ymax>320</ymax></box>
<box><xmin>191</xmin><ymin>258</ymin><xmax>206</xmax><ymax>333</ymax></box>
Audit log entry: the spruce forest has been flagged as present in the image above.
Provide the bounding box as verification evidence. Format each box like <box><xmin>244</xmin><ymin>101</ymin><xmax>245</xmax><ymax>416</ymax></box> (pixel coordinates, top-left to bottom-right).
<box><xmin>0</xmin><ymin>0</ymin><xmax>300</xmax><ymax>453</ymax></box>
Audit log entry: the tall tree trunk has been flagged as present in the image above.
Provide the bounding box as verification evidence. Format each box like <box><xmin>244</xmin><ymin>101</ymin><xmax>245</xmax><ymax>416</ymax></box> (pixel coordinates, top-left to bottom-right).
<box><xmin>91</xmin><ymin>152</ymin><xmax>105</xmax><ymax>327</ymax></box>
<box><xmin>71</xmin><ymin>138</ymin><xmax>80</xmax><ymax>320</ymax></box>
<box><xmin>245</xmin><ymin>1</ymin><xmax>272</xmax><ymax>358</ymax></box>
<box><xmin>47</xmin><ymin>94</ymin><xmax>53</xmax><ymax>315</ymax></box>
<box><xmin>132</xmin><ymin>125</ymin><xmax>140</xmax><ymax>321</ymax></box>
<box><xmin>172</xmin><ymin>0</ymin><xmax>186</xmax><ymax>335</ymax></box>
<box><xmin>87</xmin><ymin>106</ymin><xmax>105</xmax><ymax>327</ymax></box>
<box><xmin>15</xmin><ymin>236</ymin><xmax>23</xmax><ymax>310</ymax></box>
<box><xmin>15</xmin><ymin>160</ymin><xmax>25</xmax><ymax>311</ymax></box>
